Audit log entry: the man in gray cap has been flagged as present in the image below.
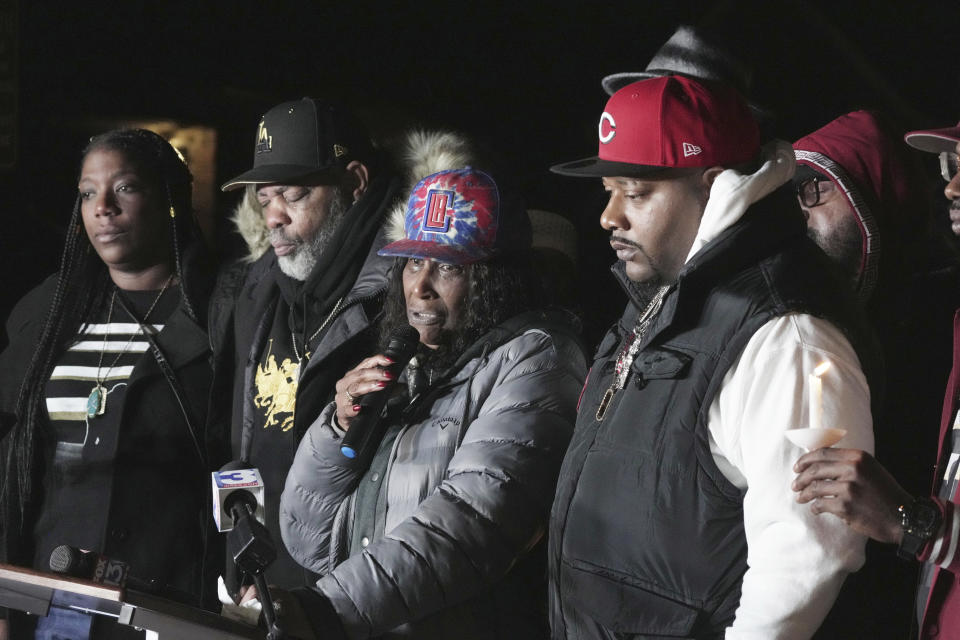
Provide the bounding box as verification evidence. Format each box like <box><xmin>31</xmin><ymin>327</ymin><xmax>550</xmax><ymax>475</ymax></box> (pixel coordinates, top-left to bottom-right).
<box><xmin>210</xmin><ymin>98</ymin><xmax>403</xmax><ymax>594</ymax></box>
<box><xmin>601</xmin><ymin>24</ymin><xmax>755</xmax><ymax>98</ymax></box>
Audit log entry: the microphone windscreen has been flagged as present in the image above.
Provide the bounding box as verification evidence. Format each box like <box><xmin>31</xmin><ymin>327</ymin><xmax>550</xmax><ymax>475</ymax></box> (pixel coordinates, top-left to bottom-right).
<box><xmin>49</xmin><ymin>544</ymin><xmax>80</xmax><ymax>574</ymax></box>
<box><xmin>385</xmin><ymin>325</ymin><xmax>421</xmax><ymax>361</ymax></box>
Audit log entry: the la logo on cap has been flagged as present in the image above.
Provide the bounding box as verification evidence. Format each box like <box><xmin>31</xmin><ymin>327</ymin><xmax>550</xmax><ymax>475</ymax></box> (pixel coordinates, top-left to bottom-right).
<box><xmin>256</xmin><ymin>119</ymin><xmax>272</xmax><ymax>154</ymax></box>
<box><xmin>421</xmin><ymin>189</ymin><xmax>454</xmax><ymax>233</ymax></box>
<box><xmin>682</xmin><ymin>142</ymin><xmax>702</xmax><ymax>157</ymax></box>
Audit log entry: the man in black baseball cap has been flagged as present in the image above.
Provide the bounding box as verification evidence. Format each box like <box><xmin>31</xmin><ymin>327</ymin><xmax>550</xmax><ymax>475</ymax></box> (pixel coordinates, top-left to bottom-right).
<box><xmin>209</xmin><ymin>97</ymin><xmax>402</xmax><ymax>597</ymax></box>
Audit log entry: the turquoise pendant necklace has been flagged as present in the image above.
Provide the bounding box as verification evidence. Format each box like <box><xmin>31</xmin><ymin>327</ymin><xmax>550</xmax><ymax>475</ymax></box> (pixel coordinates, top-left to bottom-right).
<box><xmin>86</xmin><ymin>276</ymin><xmax>172</xmax><ymax>418</ymax></box>
<box><xmin>87</xmin><ymin>290</ymin><xmax>117</xmax><ymax>419</ymax></box>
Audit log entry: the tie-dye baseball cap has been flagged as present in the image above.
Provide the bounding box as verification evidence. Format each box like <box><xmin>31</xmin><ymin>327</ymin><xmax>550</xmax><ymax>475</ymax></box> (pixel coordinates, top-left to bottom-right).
<box><xmin>379</xmin><ymin>167</ymin><xmax>529</xmax><ymax>264</ymax></box>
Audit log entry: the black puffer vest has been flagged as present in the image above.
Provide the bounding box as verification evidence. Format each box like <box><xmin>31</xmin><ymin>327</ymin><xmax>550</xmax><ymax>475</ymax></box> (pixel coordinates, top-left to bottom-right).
<box><xmin>548</xmin><ymin>186</ymin><xmax>875</xmax><ymax>639</ymax></box>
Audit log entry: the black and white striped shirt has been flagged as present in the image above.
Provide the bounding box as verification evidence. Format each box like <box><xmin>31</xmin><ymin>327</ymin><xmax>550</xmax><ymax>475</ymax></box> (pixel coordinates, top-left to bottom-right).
<box><xmin>32</xmin><ymin>288</ymin><xmax>179</xmax><ymax>574</ymax></box>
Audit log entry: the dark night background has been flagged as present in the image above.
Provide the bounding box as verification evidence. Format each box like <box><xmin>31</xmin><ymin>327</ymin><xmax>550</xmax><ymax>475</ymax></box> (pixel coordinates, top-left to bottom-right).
<box><xmin>1</xmin><ymin>0</ymin><xmax>959</xmax><ymax>345</ymax></box>
<box><xmin>0</xmin><ymin>2</ymin><xmax>958</xmax><ymax>636</ymax></box>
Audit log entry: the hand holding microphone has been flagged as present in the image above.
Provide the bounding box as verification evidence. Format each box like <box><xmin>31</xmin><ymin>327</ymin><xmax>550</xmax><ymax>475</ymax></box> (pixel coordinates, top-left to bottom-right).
<box><xmin>334</xmin><ymin>354</ymin><xmax>398</xmax><ymax>429</ymax></box>
<box><xmin>338</xmin><ymin>325</ymin><xmax>420</xmax><ymax>460</ymax></box>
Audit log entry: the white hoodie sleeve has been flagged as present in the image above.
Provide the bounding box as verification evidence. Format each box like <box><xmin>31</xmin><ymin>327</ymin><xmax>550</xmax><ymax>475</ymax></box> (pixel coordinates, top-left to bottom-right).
<box><xmin>707</xmin><ymin>313</ymin><xmax>874</xmax><ymax>640</ymax></box>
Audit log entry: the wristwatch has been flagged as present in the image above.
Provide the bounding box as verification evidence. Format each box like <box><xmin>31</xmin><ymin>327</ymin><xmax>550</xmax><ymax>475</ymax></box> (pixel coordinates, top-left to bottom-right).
<box><xmin>897</xmin><ymin>497</ymin><xmax>942</xmax><ymax>560</ymax></box>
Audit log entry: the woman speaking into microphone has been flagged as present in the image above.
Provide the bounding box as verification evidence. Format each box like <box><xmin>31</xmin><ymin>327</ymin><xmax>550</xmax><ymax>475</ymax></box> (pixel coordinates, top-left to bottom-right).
<box><xmin>278</xmin><ymin>167</ymin><xmax>586</xmax><ymax>638</ymax></box>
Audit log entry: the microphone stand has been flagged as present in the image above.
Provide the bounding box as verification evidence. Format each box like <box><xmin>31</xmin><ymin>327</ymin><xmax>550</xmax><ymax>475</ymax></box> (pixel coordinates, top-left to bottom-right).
<box><xmin>227</xmin><ymin>499</ymin><xmax>285</xmax><ymax>640</ymax></box>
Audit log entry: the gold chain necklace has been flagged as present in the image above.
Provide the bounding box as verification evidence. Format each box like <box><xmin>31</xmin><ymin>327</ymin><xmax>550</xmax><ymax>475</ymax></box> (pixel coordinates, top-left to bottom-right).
<box><xmin>290</xmin><ymin>296</ymin><xmax>345</xmax><ymax>379</ymax></box>
<box><xmin>86</xmin><ymin>274</ymin><xmax>174</xmax><ymax>418</ymax></box>
<box><xmin>595</xmin><ymin>285</ymin><xmax>669</xmax><ymax>422</ymax></box>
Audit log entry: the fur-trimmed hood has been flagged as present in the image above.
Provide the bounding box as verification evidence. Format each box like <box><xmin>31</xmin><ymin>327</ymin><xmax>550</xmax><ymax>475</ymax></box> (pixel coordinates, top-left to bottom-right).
<box><xmin>229</xmin><ymin>130</ymin><xmax>477</xmax><ymax>262</ymax></box>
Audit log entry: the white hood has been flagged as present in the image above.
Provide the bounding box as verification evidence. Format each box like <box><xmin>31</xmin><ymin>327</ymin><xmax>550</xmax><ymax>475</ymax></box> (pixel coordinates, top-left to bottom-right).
<box><xmin>684</xmin><ymin>140</ymin><xmax>796</xmax><ymax>264</ymax></box>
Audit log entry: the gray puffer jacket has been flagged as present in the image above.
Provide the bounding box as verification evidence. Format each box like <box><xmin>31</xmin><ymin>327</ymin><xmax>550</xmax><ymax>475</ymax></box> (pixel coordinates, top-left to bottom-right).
<box><xmin>280</xmin><ymin>310</ymin><xmax>586</xmax><ymax>639</ymax></box>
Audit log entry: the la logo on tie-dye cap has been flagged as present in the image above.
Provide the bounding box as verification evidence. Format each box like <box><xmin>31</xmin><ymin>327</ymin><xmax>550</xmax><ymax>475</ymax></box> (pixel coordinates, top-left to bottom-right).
<box><xmin>379</xmin><ymin>167</ymin><xmax>501</xmax><ymax>265</ymax></box>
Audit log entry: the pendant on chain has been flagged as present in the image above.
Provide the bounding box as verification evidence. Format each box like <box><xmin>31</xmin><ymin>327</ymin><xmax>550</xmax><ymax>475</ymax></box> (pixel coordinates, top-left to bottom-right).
<box><xmin>594</xmin><ymin>285</ymin><xmax>670</xmax><ymax>423</ymax></box>
<box><xmin>87</xmin><ymin>384</ymin><xmax>107</xmax><ymax>418</ymax></box>
<box><xmin>596</xmin><ymin>387</ymin><xmax>615</xmax><ymax>421</ymax></box>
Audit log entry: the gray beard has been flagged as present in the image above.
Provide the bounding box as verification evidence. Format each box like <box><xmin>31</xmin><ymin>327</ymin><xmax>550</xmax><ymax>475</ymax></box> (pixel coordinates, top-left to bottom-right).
<box><xmin>275</xmin><ymin>190</ymin><xmax>351</xmax><ymax>281</ymax></box>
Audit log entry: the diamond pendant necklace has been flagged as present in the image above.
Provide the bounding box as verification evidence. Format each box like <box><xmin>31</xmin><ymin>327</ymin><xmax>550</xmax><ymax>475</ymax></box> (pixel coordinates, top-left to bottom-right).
<box><xmin>595</xmin><ymin>285</ymin><xmax>669</xmax><ymax>422</ymax></box>
<box><xmin>86</xmin><ymin>275</ymin><xmax>174</xmax><ymax>418</ymax></box>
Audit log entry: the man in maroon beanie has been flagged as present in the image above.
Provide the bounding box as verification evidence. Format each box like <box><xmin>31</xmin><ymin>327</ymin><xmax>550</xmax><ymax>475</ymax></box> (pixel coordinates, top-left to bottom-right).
<box><xmin>793</xmin><ymin>121</ymin><xmax>960</xmax><ymax>640</ymax></box>
<box><xmin>792</xmin><ymin>110</ymin><xmax>960</xmax><ymax>637</ymax></box>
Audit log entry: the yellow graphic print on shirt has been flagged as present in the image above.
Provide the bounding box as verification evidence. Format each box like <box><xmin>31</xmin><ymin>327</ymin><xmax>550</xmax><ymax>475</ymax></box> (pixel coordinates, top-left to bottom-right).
<box><xmin>254</xmin><ymin>339</ymin><xmax>299</xmax><ymax>432</ymax></box>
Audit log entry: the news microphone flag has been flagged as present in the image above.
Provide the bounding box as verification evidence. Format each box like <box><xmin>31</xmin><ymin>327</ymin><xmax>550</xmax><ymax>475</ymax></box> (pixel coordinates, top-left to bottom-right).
<box><xmin>212</xmin><ymin>468</ymin><xmax>265</xmax><ymax>532</ymax></box>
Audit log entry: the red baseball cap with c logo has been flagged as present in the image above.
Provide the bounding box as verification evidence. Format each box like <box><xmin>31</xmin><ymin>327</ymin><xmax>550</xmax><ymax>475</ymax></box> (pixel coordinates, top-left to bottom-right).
<box><xmin>551</xmin><ymin>75</ymin><xmax>759</xmax><ymax>178</ymax></box>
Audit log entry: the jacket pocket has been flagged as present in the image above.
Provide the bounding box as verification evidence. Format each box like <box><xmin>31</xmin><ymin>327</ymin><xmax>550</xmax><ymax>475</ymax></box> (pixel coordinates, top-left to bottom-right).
<box><xmin>630</xmin><ymin>347</ymin><xmax>691</xmax><ymax>382</ymax></box>
<box><xmin>562</xmin><ymin>560</ymin><xmax>699</xmax><ymax>637</ymax></box>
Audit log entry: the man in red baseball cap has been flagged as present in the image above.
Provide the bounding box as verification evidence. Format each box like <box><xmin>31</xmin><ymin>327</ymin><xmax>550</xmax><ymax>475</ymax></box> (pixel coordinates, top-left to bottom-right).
<box><xmin>548</xmin><ymin>75</ymin><xmax>876</xmax><ymax>638</ymax></box>
<box><xmin>906</xmin><ymin>121</ymin><xmax>960</xmax><ymax>234</ymax></box>
<box><xmin>793</xmin><ymin>120</ymin><xmax>960</xmax><ymax>639</ymax></box>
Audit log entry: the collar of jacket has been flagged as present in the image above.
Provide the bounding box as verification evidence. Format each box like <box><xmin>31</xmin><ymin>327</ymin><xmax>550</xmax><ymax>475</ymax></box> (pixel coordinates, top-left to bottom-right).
<box><xmin>399</xmin><ymin>308</ymin><xmax>581</xmax><ymax>428</ymax></box>
<box><xmin>414</xmin><ymin>308</ymin><xmax>582</xmax><ymax>393</ymax></box>
<box><xmin>126</xmin><ymin>300</ymin><xmax>209</xmax><ymax>388</ymax></box>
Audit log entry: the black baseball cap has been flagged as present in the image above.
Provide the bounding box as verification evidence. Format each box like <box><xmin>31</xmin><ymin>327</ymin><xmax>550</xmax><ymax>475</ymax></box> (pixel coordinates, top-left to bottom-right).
<box><xmin>221</xmin><ymin>97</ymin><xmax>373</xmax><ymax>191</ymax></box>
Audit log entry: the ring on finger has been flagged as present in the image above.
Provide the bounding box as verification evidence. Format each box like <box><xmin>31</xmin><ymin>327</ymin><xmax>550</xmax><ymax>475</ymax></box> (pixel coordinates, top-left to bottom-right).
<box><xmin>345</xmin><ymin>386</ymin><xmax>359</xmax><ymax>404</ymax></box>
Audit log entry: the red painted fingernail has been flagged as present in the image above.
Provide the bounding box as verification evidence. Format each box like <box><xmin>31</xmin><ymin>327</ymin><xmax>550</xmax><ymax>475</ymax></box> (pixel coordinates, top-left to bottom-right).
<box><xmin>383</xmin><ymin>370</ymin><xmax>395</xmax><ymax>379</ymax></box>
<box><xmin>376</xmin><ymin>381</ymin><xmax>388</xmax><ymax>388</ymax></box>
<box><xmin>383</xmin><ymin>356</ymin><xmax>395</xmax><ymax>364</ymax></box>
<box><xmin>353</xmin><ymin>404</ymin><xmax>361</xmax><ymax>412</ymax></box>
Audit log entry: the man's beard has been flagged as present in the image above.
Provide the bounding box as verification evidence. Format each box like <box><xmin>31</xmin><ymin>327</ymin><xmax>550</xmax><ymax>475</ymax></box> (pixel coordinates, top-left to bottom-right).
<box><xmin>806</xmin><ymin>218</ymin><xmax>863</xmax><ymax>291</ymax></box>
<box><xmin>274</xmin><ymin>189</ymin><xmax>351</xmax><ymax>281</ymax></box>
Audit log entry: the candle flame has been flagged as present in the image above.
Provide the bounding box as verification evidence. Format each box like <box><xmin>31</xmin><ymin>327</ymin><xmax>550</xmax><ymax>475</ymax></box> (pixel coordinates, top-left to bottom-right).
<box><xmin>813</xmin><ymin>361</ymin><xmax>832</xmax><ymax>377</ymax></box>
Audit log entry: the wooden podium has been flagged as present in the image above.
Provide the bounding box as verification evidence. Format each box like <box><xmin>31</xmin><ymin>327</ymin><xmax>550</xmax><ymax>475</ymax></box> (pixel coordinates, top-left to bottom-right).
<box><xmin>0</xmin><ymin>563</ymin><xmax>263</xmax><ymax>639</ymax></box>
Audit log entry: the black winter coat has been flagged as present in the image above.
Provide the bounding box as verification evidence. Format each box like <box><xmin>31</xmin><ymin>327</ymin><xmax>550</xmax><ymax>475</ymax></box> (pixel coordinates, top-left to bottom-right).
<box><xmin>0</xmin><ymin>275</ymin><xmax>226</xmax><ymax>638</ymax></box>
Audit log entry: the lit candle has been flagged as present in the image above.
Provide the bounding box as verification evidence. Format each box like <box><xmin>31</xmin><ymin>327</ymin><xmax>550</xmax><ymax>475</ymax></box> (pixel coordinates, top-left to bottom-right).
<box><xmin>808</xmin><ymin>361</ymin><xmax>832</xmax><ymax>430</ymax></box>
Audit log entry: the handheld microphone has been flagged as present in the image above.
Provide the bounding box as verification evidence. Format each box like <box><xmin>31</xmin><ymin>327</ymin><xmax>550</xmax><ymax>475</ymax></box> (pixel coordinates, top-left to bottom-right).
<box><xmin>49</xmin><ymin>545</ymin><xmax>197</xmax><ymax>602</ymax></box>
<box><xmin>340</xmin><ymin>324</ymin><xmax>420</xmax><ymax>460</ymax></box>
<box><xmin>211</xmin><ymin>462</ymin><xmax>266</xmax><ymax>532</ymax></box>
<box><xmin>49</xmin><ymin>545</ymin><xmax>130</xmax><ymax>588</ymax></box>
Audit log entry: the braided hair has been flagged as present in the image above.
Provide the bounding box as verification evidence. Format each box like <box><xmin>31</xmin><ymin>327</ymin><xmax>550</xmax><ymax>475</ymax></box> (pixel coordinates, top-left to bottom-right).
<box><xmin>1</xmin><ymin>129</ymin><xmax>203</xmax><ymax>527</ymax></box>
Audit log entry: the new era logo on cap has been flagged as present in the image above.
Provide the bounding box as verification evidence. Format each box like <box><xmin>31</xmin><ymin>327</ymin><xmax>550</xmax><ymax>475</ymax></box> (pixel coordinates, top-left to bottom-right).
<box><xmin>682</xmin><ymin>142</ymin><xmax>702</xmax><ymax>157</ymax></box>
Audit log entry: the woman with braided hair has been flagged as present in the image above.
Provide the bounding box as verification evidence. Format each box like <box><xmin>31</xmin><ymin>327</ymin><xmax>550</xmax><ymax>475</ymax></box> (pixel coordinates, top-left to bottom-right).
<box><xmin>0</xmin><ymin>129</ymin><xmax>223</xmax><ymax>639</ymax></box>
